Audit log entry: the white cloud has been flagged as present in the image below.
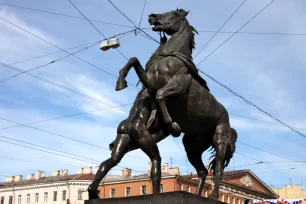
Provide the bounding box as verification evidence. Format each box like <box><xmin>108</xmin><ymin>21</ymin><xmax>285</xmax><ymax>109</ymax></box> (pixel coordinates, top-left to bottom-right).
<box><xmin>0</xmin><ymin>8</ymin><xmax>61</xmax><ymax>61</ymax></box>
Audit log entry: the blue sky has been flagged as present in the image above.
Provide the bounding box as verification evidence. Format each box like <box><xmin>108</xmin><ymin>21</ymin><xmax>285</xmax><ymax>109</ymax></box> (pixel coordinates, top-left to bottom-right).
<box><xmin>1</xmin><ymin>0</ymin><xmax>306</xmax><ymax>189</ymax></box>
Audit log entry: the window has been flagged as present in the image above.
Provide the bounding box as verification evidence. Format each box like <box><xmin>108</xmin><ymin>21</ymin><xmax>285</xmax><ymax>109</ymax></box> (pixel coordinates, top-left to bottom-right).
<box><xmin>179</xmin><ymin>184</ymin><xmax>183</xmax><ymax>191</ymax></box>
<box><xmin>141</xmin><ymin>185</ymin><xmax>147</xmax><ymax>195</ymax></box>
<box><xmin>27</xmin><ymin>194</ymin><xmax>30</xmax><ymax>203</ymax></box>
<box><xmin>125</xmin><ymin>187</ymin><xmax>131</xmax><ymax>197</ymax></box>
<box><xmin>62</xmin><ymin>190</ymin><xmax>67</xmax><ymax>200</ymax></box>
<box><xmin>53</xmin><ymin>191</ymin><xmax>57</xmax><ymax>201</ymax></box>
<box><xmin>18</xmin><ymin>195</ymin><xmax>21</xmax><ymax>204</ymax></box>
<box><xmin>227</xmin><ymin>196</ymin><xmax>230</xmax><ymax>204</ymax></box>
<box><xmin>78</xmin><ymin>190</ymin><xmax>83</xmax><ymax>200</ymax></box>
<box><xmin>35</xmin><ymin>193</ymin><xmax>39</xmax><ymax>203</ymax></box>
<box><xmin>232</xmin><ymin>197</ymin><xmax>235</xmax><ymax>204</ymax></box>
<box><xmin>186</xmin><ymin>186</ymin><xmax>190</xmax><ymax>193</ymax></box>
<box><xmin>204</xmin><ymin>191</ymin><xmax>208</xmax><ymax>198</ymax></box>
<box><xmin>160</xmin><ymin>184</ymin><xmax>164</xmax><ymax>193</ymax></box>
<box><xmin>9</xmin><ymin>196</ymin><xmax>13</xmax><ymax>204</ymax></box>
<box><xmin>1</xmin><ymin>197</ymin><xmax>4</xmax><ymax>204</ymax></box>
<box><xmin>238</xmin><ymin>198</ymin><xmax>241</xmax><ymax>204</ymax></box>
<box><xmin>44</xmin><ymin>192</ymin><xmax>48</xmax><ymax>202</ymax></box>
<box><xmin>110</xmin><ymin>188</ymin><xmax>116</xmax><ymax>198</ymax></box>
<box><xmin>221</xmin><ymin>194</ymin><xmax>224</xmax><ymax>202</ymax></box>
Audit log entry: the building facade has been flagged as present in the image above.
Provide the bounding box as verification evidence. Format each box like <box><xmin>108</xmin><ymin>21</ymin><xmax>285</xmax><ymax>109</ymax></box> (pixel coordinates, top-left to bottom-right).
<box><xmin>0</xmin><ymin>168</ymin><xmax>92</xmax><ymax>204</ymax></box>
<box><xmin>97</xmin><ymin>164</ymin><xmax>278</xmax><ymax>203</ymax></box>
<box><xmin>0</xmin><ymin>164</ymin><xmax>278</xmax><ymax>204</ymax></box>
<box><xmin>273</xmin><ymin>185</ymin><xmax>306</xmax><ymax>204</ymax></box>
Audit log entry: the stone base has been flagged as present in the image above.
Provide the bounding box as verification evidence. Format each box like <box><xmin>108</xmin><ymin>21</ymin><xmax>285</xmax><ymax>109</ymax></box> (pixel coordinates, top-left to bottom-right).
<box><xmin>85</xmin><ymin>191</ymin><xmax>223</xmax><ymax>204</ymax></box>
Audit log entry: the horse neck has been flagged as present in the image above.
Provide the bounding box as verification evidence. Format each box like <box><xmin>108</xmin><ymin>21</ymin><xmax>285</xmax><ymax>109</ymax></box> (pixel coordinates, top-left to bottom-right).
<box><xmin>162</xmin><ymin>21</ymin><xmax>193</xmax><ymax>58</ymax></box>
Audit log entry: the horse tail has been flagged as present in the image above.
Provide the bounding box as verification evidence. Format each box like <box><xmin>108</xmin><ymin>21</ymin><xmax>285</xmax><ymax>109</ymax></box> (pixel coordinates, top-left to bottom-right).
<box><xmin>209</xmin><ymin>128</ymin><xmax>238</xmax><ymax>172</ymax></box>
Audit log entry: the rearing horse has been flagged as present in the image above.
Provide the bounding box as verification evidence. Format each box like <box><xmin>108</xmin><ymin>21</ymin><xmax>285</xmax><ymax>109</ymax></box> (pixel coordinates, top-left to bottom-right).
<box><xmin>116</xmin><ymin>9</ymin><xmax>237</xmax><ymax>199</ymax></box>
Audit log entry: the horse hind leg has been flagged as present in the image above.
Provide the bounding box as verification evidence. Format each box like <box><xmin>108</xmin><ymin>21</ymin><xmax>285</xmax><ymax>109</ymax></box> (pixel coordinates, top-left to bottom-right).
<box><xmin>209</xmin><ymin>124</ymin><xmax>231</xmax><ymax>200</ymax></box>
<box><xmin>88</xmin><ymin>120</ymin><xmax>130</xmax><ymax>199</ymax></box>
<box><xmin>183</xmin><ymin>134</ymin><xmax>209</xmax><ymax>196</ymax></box>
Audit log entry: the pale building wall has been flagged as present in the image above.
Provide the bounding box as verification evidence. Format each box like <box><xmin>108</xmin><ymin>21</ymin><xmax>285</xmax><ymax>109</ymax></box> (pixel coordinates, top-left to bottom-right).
<box><xmin>273</xmin><ymin>185</ymin><xmax>306</xmax><ymax>204</ymax></box>
<box><xmin>0</xmin><ymin>180</ymin><xmax>90</xmax><ymax>204</ymax></box>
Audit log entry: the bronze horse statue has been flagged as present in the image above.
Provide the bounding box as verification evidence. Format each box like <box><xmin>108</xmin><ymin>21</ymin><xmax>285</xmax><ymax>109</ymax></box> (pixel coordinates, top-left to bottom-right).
<box><xmin>88</xmin><ymin>9</ymin><xmax>237</xmax><ymax>200</ymax></box>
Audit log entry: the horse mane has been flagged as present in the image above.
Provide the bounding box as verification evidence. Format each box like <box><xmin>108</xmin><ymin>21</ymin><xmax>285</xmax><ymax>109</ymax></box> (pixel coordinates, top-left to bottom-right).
<box><xmin>189</xmin><ymin>25</ymin><xmax>198</xmax><ymax>50</ymax></box>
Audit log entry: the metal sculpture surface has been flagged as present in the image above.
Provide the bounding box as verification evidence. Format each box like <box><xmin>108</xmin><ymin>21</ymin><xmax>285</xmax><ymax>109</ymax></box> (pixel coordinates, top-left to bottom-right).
<box><xmin>88</xmin><ymin>9</ymin><xmax>237</xmax><ymax>200</ymax></box>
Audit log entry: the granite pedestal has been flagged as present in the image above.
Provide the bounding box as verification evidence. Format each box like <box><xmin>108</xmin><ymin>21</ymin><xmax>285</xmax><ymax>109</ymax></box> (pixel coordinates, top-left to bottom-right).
<box><xmin>85</xmin><ymin>191</ymin><xmax>223</xmax><ymax>204</ymax></box>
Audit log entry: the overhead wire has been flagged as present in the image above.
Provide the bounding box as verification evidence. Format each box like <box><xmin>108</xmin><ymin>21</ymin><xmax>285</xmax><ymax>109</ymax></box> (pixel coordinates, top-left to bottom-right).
<box><xmin>0</xmin><ymin>61</ymin><xmax>130</xmax><ymax>114</ymax></box>
<box><xmin>193</xmin><ymin>0</ymin><xmax>247</xmax><ymax>59</ymax></box>
<box><xmin>196</xmin><ymin>0</ymin><xmax>276</xmax><ymax>66</ymax></box>
<box><xmin>4</xmin><ymin>3</ymin><xmax>306</xmax><ymax>37</ymax></box>
<box><xmin>0</xmin><ymin>16</ymin><xmax>137</xmax><ymax>87</ymax></box>
<box><xmin>199</xmin><ymin>70</ymin><xmax>306</xmax><ymax>139</ymax></box>
<box><xmin>0</xmin><ymin>40</ymin><xmax>100</xmax><ymax>69</ymax></box>
<box><xmin>106</xmin><ymin>0</ymin><xmax>159</xmax><ymax>44</ymax></box>
<box><xmin>138</xmin><ymin>0</ymin><xmax>148</xmax><ymax>28</ymax></box>
<box><xmin>197</xmin><ymin>30</ymin><xmax>306</xmax><ymax>36</ymax></box>
<box><xmin>0</xmin><ymin>41</ymin><xmax>101</xmax><ymax>83</ymax></box>
<box><xmin>0</xmin><ymin>116</ymin><xmax>147</xmax><ymax>162</ymax></box>
<box><xmin>0</xmin><ymin>2</ymin><xmax>134</xmax><ymax>29</ymax></box>
<box><xmin>0</xmin><ymin>137</ymin><xmax>147</xmax><ymax>174</ymax></box>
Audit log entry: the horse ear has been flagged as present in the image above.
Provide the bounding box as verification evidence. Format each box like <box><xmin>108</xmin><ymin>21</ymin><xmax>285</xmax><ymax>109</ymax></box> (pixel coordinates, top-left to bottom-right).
<box><xmin>183</xmin><ymin>10</ymin><xmax>190</xmax><ymax>16</ymax></box>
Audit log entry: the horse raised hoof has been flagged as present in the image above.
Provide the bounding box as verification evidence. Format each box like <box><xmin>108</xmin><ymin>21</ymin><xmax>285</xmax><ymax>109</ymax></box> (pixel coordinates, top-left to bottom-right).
<box><xmin>170</xmin><ymin>122</ymin><xmax>181</xmax><ymax>137</ymax></box>
<box><xmin>88</xmin><ymin>187</ymin><xmax>100</xmax><ymax>200</ymax></box>
<box><xmin>116</xmin><ymin>78</ymin><xmax>128</xmax><ymax>91</ymax></box>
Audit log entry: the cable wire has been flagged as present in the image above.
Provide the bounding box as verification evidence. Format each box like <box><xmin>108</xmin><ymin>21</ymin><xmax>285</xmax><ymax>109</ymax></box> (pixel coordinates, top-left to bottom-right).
<box><xmin>0</xmin><ymin>137</ymin><xmax>147</xmax><ymax>174</ymax></box>
<box><xmin>194</xmin><ymin>0</ymin><xmax>247</xmax><ymax>59</ymax></box>
<box><xmin>0</xmin><ymin>117</ymin><xmax>147</xmax><ymax>162</ymax></box>
<box><xmin>0</xmin><ymin>104</ymin><xmax>133</xmax><ymax>131</ymax></box>
<box><xmin>196</xmin><ymin>0</ymin><xmax>275</xmax><ymax>66</ymax></box>
<box><xmin>0</xmin><ymin>40</ymin><xmax>99</xmax><ymax>69</ymax></box>
<box><xmin>68</xmin><ymin>0</ymin><xmax>106</xmax><ymax>38</ymax></box>
<box><xmin>138</xmin><ymin>0</ymin><xmax>148</xmax><ymax>28</ymax></box>
<box><xmin>106</xmin><ymin>0</ymin><xmax>159</xmax><ymax>44</ymax></box>
<box><xmin>0</xmin><ymin>62</ymin><xmax>130</xmax><ymax>114</ymax></box>
<box><xmin>0</xmin><ymin>41</ymin><xmax>100</xmax><ymax>83</ymax></box>
<box><xmin>238</xmin><ymin>141</ymin><xmax>300</xmax><ymax>162</ymax></box>
<box><xmin>0</xmin><ymin>16</ymin><xmax>137</xmax><ymax>87</ymax></box>
<box><xmin>197</xmin><ymin>30</ymin><xmax>306</xmax><ymax>36</ymax></box>
<box><xmin>0</xmin><ymin>2</ymin><xmax>134</xmax><ymax>28</ymax></box>
<box><xmin>199</xmin><ymin>70</ymin><xmax>306</xmax><ymax>139</ymax></box>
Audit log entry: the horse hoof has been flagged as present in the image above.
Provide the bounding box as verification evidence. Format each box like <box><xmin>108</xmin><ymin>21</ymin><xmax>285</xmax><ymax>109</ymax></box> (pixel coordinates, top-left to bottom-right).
<box><xmin>116</xmin><ymin>78</ymin><xmax>128</xmax><ymax>91</ymax></box>
<box><xmin>88</xmin><ymin>187</ymin><xmax>100</xmax><ymax>200</ymax></box>
<box><xmin>170</xmin><ymin>122</ymin><xmax>181</xmax><ymax>137</ymax></box>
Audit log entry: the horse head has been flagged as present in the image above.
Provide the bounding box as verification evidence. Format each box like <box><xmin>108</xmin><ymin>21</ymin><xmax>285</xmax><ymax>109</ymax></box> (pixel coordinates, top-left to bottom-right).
<box><xmin>148</xmin><ymin>9</ymin><xmax>189</xmax><ymax>35</ymax></box>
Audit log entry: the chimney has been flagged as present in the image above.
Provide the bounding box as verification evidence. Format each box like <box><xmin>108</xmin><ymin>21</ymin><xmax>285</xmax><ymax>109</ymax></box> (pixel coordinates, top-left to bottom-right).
<box><xmin>5</xmin><ymin>176</ymin><xmax>14</xmax><ymax>182</ymax></box>
<box><xmin>15</xmin><ymin>175</ymin><xmax>23</xmax><ymax>182</ymax></box>
<box><xmin>77</xmin><ymin>168</ymin><xmax>83</xmax><ymax>175</ymax></box>
<box><xmin>26</xmin><ymin>174</ymin><xmax>34</xmax><ymax>180</ymax></box>
<box><xmin>36</xmin><ymin>170</ymin><xmax>45</xmax><ymax>180</ymax></box>
<box><xmin>162</xmin><ymin>163</ymin><xmax>169</xmax><ymax>173</ymax></box>
<box><xmin>168</xmin><ymin>167</ymin><xmax>180</xmax><ymax>176</ymax></box>
<box><xmin>148</xmin><ymin>162</ymin><xmax>152</xmax><ymax>176</ymax></box>
<box><xmin>52</xmin><ymin>170</ymin><xmax>60</xmax><ymax>177</ymax></box>
<box><xmin>77</xmin><ymin>167</ymin><xmax>92</xmax><ymax>175</ymax></box>
<box><xmin>61</xmin><ymin>169</ymin><xmax>69</xmax><ymax>176</ymax></box>
<box><xmin>122</xmin><ymin>168</ymin><xmax>131</xmax><ymax>177</ymax></box>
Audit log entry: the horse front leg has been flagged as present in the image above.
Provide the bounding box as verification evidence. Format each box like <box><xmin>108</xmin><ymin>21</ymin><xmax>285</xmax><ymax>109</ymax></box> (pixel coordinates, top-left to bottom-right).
<box><xmin>116</xmin><ymin>57</ymin><xmax>150</xmax><ymax>91</ymax></box>
<box><xmin>156</xmin><ymin>72</ymin><xmax>191</xmax><ymax>137</ymax></box>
